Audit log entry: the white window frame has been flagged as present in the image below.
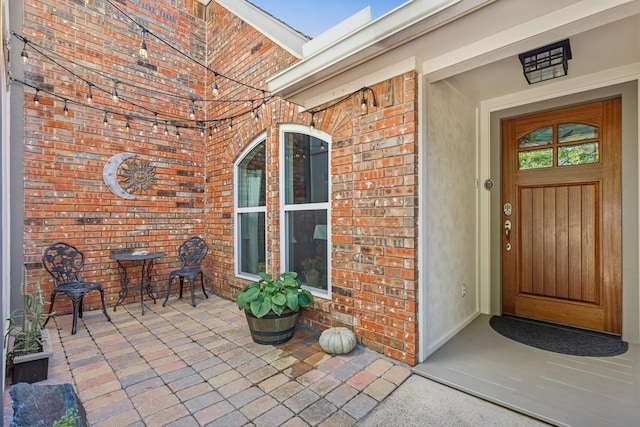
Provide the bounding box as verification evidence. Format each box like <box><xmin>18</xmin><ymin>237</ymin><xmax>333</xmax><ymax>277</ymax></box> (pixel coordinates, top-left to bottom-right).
<box><xmin>279</xmin><ymin>124</ymin><xmax>332</xmax><ymax>299</ymax></box>
<box><xmin>234</xmin><ymin>134</ymin><xmax>267</xmax><ymax>281</ymax></box>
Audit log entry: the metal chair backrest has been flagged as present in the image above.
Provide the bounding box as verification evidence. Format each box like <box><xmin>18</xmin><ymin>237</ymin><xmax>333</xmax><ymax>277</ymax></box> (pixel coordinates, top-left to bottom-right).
<box><xmin>42</xmin><ymin>242</ymin><xmax>85</xmax><ymax>286</ymax></box>
<box><xmin>178</xmin><ymin>237</ymin><xmax>208</xmax><ymax>269</ymax></box>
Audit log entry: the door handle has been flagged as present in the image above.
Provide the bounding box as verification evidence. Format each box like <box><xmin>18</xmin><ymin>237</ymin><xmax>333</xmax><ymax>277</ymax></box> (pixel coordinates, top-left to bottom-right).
<box><xmin>504</xmin><ymin>219</ymin><xmax>512</xmax><ymax>251</ymax></box>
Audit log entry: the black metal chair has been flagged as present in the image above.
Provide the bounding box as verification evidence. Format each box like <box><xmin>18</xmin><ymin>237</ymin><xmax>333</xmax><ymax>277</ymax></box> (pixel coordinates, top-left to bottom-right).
<box><xmin>163</xmin><ymin>237</ymin><xmax>209</xmax><ymax>307</ymax></box>
<box><xmin>42</xmin><ymin>242</ymin><xmax>112</xmax><ymax>335</ymax></box>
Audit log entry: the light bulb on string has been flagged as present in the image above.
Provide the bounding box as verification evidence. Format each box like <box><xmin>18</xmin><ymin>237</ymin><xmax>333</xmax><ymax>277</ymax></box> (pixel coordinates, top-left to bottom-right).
<box><xmin>360</xmin><ymin>91</ymin><xmax>367</xmax><ymax>113</ymax></box>
<box><xmin>63</xmin><ymin>99</ymin><xmax>69</xmax><ymax>115</ymax></box>
<box><xmin>228</xmin><ymin>118</ymin><xmax>233</xmax><ymax>130</ymax></box>
<box><xmin>309</xmin><ymin>113</ymin><xmax>315</xmax><ymax>131</ymax></box>
<box><xmin>214</xmin><ymin>122</ymin><xmax>218</xmax><ymax>133</ymax></box>
<box><xmin>103</xmin><ymin>112</ymin><xmax>108</xmax><ymax>128</ymax></box>
<box><xmin>175</xmin><ymin>127</ymin><xmax>181</xmax><ymax>140</ymax></box>
<box><xmin>33</xmin><ymin>90</ymin><xmax>39</xmax><ymax>106</ymax></box>
<box><xmin>152</xmin><ymin>113</ymin><xmax>159</xmax><ymax>132</ymax></box>
<box><xmin>125</xmin><ymin>118</ymin><xmax>131</xmax><ymax>132</ymax></box>
<box><xmin>86</xmin><ymin>84</ymin><xmax>93</xmax><ymax>104</ymax></box>
<box><xmin>111</xmin><ymin>81</ymin><xmax>119</xmax><ymax>102</ymax></box>
<box><xmin>139</xmin><ymin>28</ymin><xmax>148</xmax><ymax>59</ymax></box>
<box><xmin>212</xmin><ymin>72</ymin><xmax>219</xmax><ymax>97</ymax></box>
<box><xmin>200</xmin><ymin>126</ymin><xmax>205</xmax><ymax>137</ymax></box>
<box><xmin>208</xmin><ymin>127</ymin><xmax>213</xmax><ymax>140</ymax></box>
<box><xmin>20</xmin><ymin>39</ymin><xmax>29</xmax><ymax>64</ymax></box>
<box><xmin>189</xmin><ymin>101</ymin><xmax>196</xmax><ymax>120</ymax></box>
<box><xmin>163</xmin><ymin>121</ymin><xmax>169</xmax><ymax>136</ymax></box>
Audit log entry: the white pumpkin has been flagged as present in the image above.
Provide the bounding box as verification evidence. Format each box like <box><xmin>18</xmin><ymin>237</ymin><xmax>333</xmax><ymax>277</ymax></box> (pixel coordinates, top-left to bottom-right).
<box><xmin>319</xmin><ymin>327</ymin><xmax>357</xmax><ymax>355</ymax></box>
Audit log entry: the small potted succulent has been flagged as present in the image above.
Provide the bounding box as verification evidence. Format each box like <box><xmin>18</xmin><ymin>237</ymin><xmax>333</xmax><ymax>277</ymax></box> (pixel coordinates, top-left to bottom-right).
<box><xmin>236</xmin><ymin>271</ymin><xmax>314</xmax><ymax>344</ymax></box>
<box><xmin>4</xmin><ymin>268</ymin><xmax>53</xmax><ymax>384</ymax></box>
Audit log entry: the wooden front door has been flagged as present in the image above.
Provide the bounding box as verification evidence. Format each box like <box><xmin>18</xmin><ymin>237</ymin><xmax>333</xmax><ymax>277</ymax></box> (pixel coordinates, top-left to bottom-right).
<box><xmin>501</xmin><ymin>99</ymin><xmax>622</xmax><ymax>333</ymax></box>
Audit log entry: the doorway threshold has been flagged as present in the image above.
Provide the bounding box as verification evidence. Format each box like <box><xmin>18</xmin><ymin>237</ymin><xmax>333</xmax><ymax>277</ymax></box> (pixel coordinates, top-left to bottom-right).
<box><xmin>414</xmin><ymin>315</ymin><xmax>640</xmax><ymax>427</ymax></box>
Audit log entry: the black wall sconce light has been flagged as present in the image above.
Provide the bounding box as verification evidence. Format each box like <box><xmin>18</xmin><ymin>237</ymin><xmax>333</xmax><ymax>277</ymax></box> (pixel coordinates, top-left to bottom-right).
<box><xmin>519</xmin><ymin>39</ymin><xmax>572</xmax><ymax>84</ymax></box>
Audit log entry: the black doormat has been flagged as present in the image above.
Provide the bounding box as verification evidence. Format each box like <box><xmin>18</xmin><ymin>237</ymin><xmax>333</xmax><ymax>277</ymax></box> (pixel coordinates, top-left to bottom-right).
<box><xmin>489</xmin><ymin>315</ymin><xmax>628</xmax><ymax>357</ymax></box>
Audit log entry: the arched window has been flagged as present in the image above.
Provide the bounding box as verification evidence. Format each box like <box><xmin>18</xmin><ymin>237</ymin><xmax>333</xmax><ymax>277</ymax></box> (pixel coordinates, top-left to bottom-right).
<box><xmin>281</xmin><ymin>127</ymin><xmax>331</xmax><ymax>296</ymax></box>
<box><xmin>235</xmin><ymin>138</ymin><xmax>266</xmax><ymax>277</ymax></box>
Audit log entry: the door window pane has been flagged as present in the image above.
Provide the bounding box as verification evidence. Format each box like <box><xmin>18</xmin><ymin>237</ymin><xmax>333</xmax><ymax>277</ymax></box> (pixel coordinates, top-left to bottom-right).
<box><xmin>518</xmin><ymin>126</ymin><xmax>553</xmax><ymax>148</ymax></box>
<box><xmin>558</xmin><ymin>123</ymin><xmax>598</xmax><ymax>143</ymax></box>
<box><xmin>558</xmin><ymin>143</ymin><xmax>599</xmax><ymax>166</ymax></box>
<box><xmin>519</xmin><ymin>148</ymin><xmax>553</xmax><ymax>170</ymax></box>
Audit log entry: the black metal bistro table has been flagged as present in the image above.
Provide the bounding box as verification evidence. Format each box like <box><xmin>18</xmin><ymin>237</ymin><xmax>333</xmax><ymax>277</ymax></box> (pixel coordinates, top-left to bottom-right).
<box><xmin>109</xmin><ymin>251</ymin><xmax>166</xmax><ymax>315</ymax></box>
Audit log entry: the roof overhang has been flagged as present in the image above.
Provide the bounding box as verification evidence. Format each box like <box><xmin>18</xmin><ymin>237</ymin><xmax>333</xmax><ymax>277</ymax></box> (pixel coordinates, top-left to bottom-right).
<box><xmin>267</xmin><ymin>0</ymin><xmax>640</xmax><ymax>108</ymax></box>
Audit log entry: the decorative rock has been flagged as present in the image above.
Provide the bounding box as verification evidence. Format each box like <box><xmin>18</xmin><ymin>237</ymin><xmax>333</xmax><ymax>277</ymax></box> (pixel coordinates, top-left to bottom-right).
<box><xmin>10</xmin><ymin>383</ymin><xmax>87</xmax><ymax>427</ymax></box>
<box><xmin>319</xmin><ymin>327</ymin><xmax>357</xmax><ymax>355</ymax></box>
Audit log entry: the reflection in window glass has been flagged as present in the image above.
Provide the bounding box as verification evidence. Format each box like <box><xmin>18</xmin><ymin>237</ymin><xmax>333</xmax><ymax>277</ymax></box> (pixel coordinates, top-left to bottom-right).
<box><xmin>558</xmin><ymin>143</ymin><xmax>599</xmax><ymax>166</ymax></box>
<box><xmin>239</xmin><ymin>212</ymin><xmax>266</xmax><ymax>274</ymax></box>
<box><xmin>237</xmin><ymin>141</ymin><xmax>266</xmax><ymax>277</ymax></box>
<box><xmin>285</xmin><ymin>210</ymin><xmax>328</xmax><ymax>291</ymax></box>
<box><xmin>284</xmin><ymin>133</ymin><xmax>328</xmax><ymax>204</ymax></box>
<box><xmin>519</xmin><ymin>148</ymin><xmax>553</xmax><ymax>170</ymax></box>
<box><xmin>283</xmin><ymin>130</ymin><xmax>330</xmax><ymax>295</ymax></box>
<box><xmin>558</xmin><ymin>123</ymin><xmax>598</xmax><ymax>143</ymax></box>
<box><xmin>518</xmin><ymin>126</ymin><xmax>553</xmax><ymax>148</ymax></box>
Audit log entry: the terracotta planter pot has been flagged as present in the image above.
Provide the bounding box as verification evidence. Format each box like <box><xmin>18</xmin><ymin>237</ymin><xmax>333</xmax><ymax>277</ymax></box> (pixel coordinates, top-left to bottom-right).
<box><xmin>244</xmin><ymin>309</ymin><xmax>299</xmax><ymax>345</ymax></box>
<box><xmin>11</xmin><ymin>329</ymin><xmax>53</xmax><ymax>384</ymax></box>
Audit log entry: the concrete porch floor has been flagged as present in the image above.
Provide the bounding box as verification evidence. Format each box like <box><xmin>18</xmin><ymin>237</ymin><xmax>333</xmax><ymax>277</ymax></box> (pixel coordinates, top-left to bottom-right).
<box><xmin>3</xmin><ymin>294</ymin><xmax>545</xmax><ymax>426</ymax></box>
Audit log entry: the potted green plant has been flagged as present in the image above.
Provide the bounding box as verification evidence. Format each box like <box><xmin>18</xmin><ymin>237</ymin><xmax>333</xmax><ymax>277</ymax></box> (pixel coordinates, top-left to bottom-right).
<box><xmin>236</xmin><ymin>271</ymin><xmax>314</xmax><ymax>344</ymax></box>
<box><xmin>301</xmin><ymin>256</ymin><xmax>323</xmax><ymax>287</ymax></box>
<box><xmin>4</xmin><ymin>268</ymin><xmax>53</xmax><ymax>384</ymax></box>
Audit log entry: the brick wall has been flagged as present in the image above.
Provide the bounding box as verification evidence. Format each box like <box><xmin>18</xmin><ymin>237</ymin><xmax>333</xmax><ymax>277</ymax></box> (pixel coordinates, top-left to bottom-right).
<box><xmin>21</xmin><ymin>0</ymin><xmax>208</xmax><ymax>312</ymax></box>
<box><xmin>20</xmin><ymin>0</ymin><xmax>419</xmax><ymax>365</ymax></box>
<box><xmin>203</xmin><ymin>1</ymin><xmax>420</xmax><ymax>363</ymax></box>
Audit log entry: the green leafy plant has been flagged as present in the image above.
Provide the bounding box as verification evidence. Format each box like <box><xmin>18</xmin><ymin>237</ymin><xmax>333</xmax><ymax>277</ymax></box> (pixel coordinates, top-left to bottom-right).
<box><xmin>236</xmin><ymin>272</ymin><xmax>314</xmax><ymax>318</ymax></box>
<box><xmin>52</xmin><ymin>408</ymin><xmax>80</xmax><ymax>427</ymax></box>
<box><xmin>4</xmin><ymin>267</ymin><xmax>49</xmax><ymax>358</ymax></box>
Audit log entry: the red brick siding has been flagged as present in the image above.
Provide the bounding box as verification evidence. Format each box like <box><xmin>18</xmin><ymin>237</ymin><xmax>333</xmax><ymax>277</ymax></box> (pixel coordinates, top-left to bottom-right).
<box><xmin>20</xmin><ymin>0</ymin><xmax>419</xmax><ymax>364</ymax></box>
<box><xmin>22</xmin><ymin>0</ymin><xmax>208</xmax><ymax>313</ymax></box>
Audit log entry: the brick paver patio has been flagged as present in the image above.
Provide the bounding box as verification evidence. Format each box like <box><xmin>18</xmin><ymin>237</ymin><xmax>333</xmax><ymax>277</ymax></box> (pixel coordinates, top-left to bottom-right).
<box><xmin>4</xmin><ymin>294</ymin><xmax>411</xmax><ymax>426</ymax></box>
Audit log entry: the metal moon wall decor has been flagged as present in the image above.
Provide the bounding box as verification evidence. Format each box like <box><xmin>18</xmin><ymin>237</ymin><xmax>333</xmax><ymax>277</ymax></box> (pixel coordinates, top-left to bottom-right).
<box><xmin>103</xmin><ymin>152</ymin><xmax>156</xmax><ymax>199</ymax></box>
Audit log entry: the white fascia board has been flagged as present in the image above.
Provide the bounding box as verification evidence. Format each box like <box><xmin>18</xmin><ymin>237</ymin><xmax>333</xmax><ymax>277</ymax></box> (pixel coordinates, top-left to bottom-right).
<box><xmin>303</xmin><ymin>7</ymin><xmax>372</xmax><ymax>57</ymax></box>
<box><xmin>422</xmin><ymin>0</ymin><xmax>640</xmax><ymax>82</ymax></box>
<box><xmin>268</xmin><ymin>0</ymin><xmax>493</xmax><ymax>97</ymax></box>
<box><xmin>294</xmin><ymin>57</ymin><xmax>419</xmax><ymax>110</ymax></box>
<box><xmin>217</xmin><ymin>0</ymin><xmax>308</xmax><ymax>58</ymax></box>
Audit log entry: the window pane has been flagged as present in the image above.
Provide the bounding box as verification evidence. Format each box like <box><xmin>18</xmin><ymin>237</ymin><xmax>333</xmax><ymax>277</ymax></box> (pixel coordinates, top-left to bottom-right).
<box><xmin>239</xmin><ymin>212</ymin><xmax>265</xmax><ymax>275</ymax></box>
<box><xmin>284</xmin><ymin>133</ymin><xmax>328</xmax><ymax>204</ymax></box>
<box><xmin>518</xmin><ymin>126</ymin><xmax>553</xmax><ymax>148</ymax></box>
<box><xmin>286</xmin><ymin>210</ymin><xmax>327</xmax><ymax>291</ymax></box>
<box><xmin>238</xmin><ymin>141</ymin><xmax>265</xmax><ymax>208</ymax></box>
<box><xmin>519</xmin><ymin>148</ymin><xmax>553</xmax><ymax>170</ymax></box>
<box><xmin>558</xmin><ymin>143</ymin><xmax>599</xmax><ymax>166</ymax></box>
<box><xmin>558</xmin><ymin>123</ymin><xmax>598</xmax><ymax>143</ymax></box>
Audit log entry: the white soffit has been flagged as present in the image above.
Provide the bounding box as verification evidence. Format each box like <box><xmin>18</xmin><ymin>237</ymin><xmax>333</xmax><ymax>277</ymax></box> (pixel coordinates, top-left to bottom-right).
<box><xmin>267</xmin><ymin>0</ymin><xmax>494</xmax><ymax>98</ymax></box>
<box><xmin>422</xmin><ymin>0</ymin><xmax>640</xmax><ymax>82</ymax></box>
<box><xmin>216</xmin><ymin>0</ymin><xmax>308</xmax><ymax>58</ymax></box>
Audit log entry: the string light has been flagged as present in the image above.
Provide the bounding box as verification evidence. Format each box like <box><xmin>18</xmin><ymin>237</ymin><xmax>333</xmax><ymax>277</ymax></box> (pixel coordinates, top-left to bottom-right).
<box><xmin>360</xmin><ymin>90</ymin><xmax>367</xmax><ymax>113</ymax></box>
<box><xmin>139</xmin><ymin>28</ymin><xmax>148</xmax><ymax>59</ymax></box>
<box><xmin>63</xmin><ymin>99</ymin><xmax>69</xmax><ymax>115</ymax></box>
<box><xmin>212</xmin><ymin>72</ymin><xmax>219</xmax><ymax>97</ymax></box>
<box><xmin>309</xmin><ymin>113</ymin><xmax>315</xmax><ymax>131</ymax></box>
<box><xmin>86</xmin><ymin>83</ymin><xmax>93</xmax><ymax>104</ymax></box>
<box><xmin>189</xmin><ymin>100</ymin><xmax>196</xmax><ymax>120</ymax></box>
<box><xmin>103</xmin><ymin>112</ymin><xmax>108</xmax><ymax>127</ymax></box>
<box><xmin>175</xmin><ymin>127</ymin><xmax>181</xmax><ymax>140</ymax></box>
<box><xmin>111</xmin><ymin>80</ymin><xmax>119</xmax><ymax>102</ymax></box>
<box><xmin>228</xmin><ymin>118</ymin><xmax>233</xmax><ymax>130</ymax></box>
<box><xmin>152</xmin><ymin>113</ymin><xmax>159</xmax><ymax>132</ymax></box>
<box><xmin>33</xmin><ymin>90</ymin><xmax>39</xmax><ymax>106</ymax></box>
<box><xmin>20</xmin><ymin>38</ymin><xmax>29</xmax><ymax>64</ymax></box>
<box><xmin>163</xmin><ymin>121</ymin><xmax>169</xmax><ymax>136</ymax></box>
<box><xmin>125</xmin><ymin>117</ymin><xmax>131</xmax><ymax>132</ymax></box>
<box><xmin>200</xmin><ymin>126</ymin><xmax>205</xmax><ymax>137</ymax></box>
<box><xmin>208</xmin><ymin>127</ymin><xmax>213</xmax><ymax>140</ymax></box>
